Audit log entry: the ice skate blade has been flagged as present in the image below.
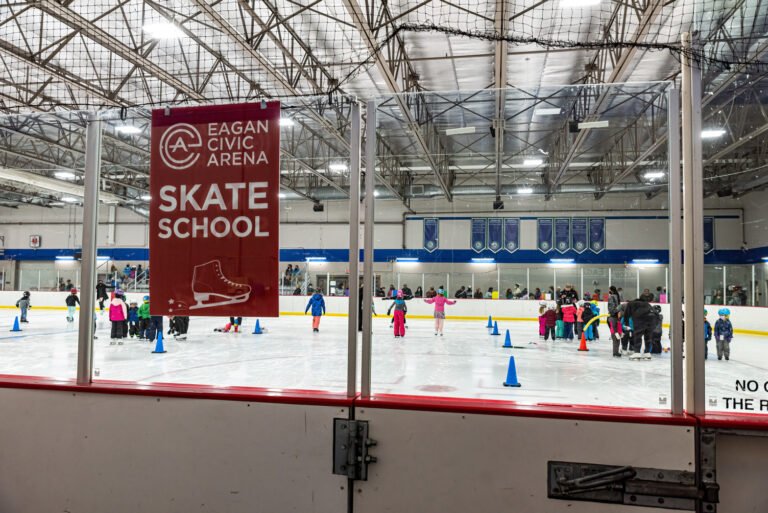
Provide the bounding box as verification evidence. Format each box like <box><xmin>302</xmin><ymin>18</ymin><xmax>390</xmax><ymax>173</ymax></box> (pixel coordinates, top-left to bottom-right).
<box><xmin>189</xmin><ymin>291</ymin><xmax>250</xmax><ymax>310</ymax></box>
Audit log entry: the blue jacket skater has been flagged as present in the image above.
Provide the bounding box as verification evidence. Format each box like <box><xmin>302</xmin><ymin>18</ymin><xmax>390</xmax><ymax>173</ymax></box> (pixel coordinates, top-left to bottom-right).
<box><xmin>714</xmin><ymin>318</ymin><xmax>733</xmax><ymax>339</ymax></box>
<box><xmin>305</xmin><ymin>293</ymin><xmax>326</xmax><ymax>316</ymax></box>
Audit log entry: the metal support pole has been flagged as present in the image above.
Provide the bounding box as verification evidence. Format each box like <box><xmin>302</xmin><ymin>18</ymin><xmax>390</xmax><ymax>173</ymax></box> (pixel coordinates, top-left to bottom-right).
<box><xmin>682</xmin><ymin>33</ymin><xmax>705</xmax><ymax>414</ymax></box>
<box><xmin>526</xmin><ymin>267</ymin><xmax>530</xmax><ymax>298</ymax></box>
<box><xmin>722</xmin><ymin>266</ymin><xmax>727</xmax><ymax>304</ymax></box>
<box><xmin>553</xmin><ymin>268</ymin><xmax>557</xmax><ymax>293</ymax></box>
<box><xmin>636</xmin><ymin>267</ymin><xmax>641</xmax><ymax>298</ymax></box>
<box><xmin>667</xmin><ymin>87</ymin><xmax>683</xmax><ymax>415</ymax></box>
<box><xmin>471</xmin><ymin>272</ymin><xmax>474</xmax><ymax>293</ymax></box>
<box><xmin>326</xmin><ymin>272</ymin><xmax>330</xmax><ymax>296</ymax></box>
<box><xmin>361</xmin><ymin>101</ymin><xmax>376</xmax><ymax>398</ymax></box>
<box><xmin>422</xmin><ymin>273</ymin><xmax>425</xmax><ymax>296</ymax></box>
<box><xmin>396</xmin><ymin>272</ymin><xmax>400</xmax><ymax>290</ymax></box>
<box><xmin>346</xmin><ymin>101</ymin><xmax>362</xmax><ymax>399</ymax></box>
<box><xmin>580</xmin><ymin>267</ymin><xmax>584</xmax><ymax>297</ymax></box>
<box><xmin>752</xmin><ymin>264</ymin><xmax>756</xmax><ymax>306</ymax></box>
<box><xmin>608</xmin><ymin>267</ymin><xmax>612</xmax><ymax>289</ymax></box>
<box><xmin>496</xmin><ymin>267</ymin><xmax>500</xmax><ymax>297</ymax></box>
<box><xmin>77</xmin><ymin>116</ymin><xmax>102</xmax><ymax>385</ymax></box>
<box><xmin>447</xmin><ymin>272</ymin><xmax>450</xmax><ymax>296</ymax></box>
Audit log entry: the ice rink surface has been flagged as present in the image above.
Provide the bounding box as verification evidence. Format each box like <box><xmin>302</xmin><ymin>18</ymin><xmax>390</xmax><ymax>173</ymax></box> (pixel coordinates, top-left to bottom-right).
<box><xmin>0</xmin><ymin>309</ymin><xmax>762</xmax><ymax>412</ymax></box>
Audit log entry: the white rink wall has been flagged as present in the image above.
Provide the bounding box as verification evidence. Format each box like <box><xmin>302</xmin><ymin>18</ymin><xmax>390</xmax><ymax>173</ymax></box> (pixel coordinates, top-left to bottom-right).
<box><xmin>1</xmin><ymin>291</ymin><xmax>766</xmax><ymax>335</ymax></box>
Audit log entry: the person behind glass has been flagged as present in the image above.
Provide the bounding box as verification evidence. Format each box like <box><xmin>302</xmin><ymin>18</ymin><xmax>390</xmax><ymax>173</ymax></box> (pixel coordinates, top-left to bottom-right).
<box><xmin>561</xmin><ymin>300</ymin><xmax>576</xmax><ymax>341</ymax></box>
<box><xmin>534</xmin><ymin>288</ymin><xmax>542</xmax><ymax>300</ymax></box>
<box><xmin>714</xmin><ymin>308</ymin><xmax>734</xmax><ymax>361</ymax></box>
<box><xmin>473</xmin><ymin>288</ymin><xmax>483</xmax><ymax>299</ymax></box>
<box><xmin>387</xmin><ymin>290</ymin><xmax>407</xmax><ymax>338</ymax></box>
<box><xmin>424</xmin><ymin>288</ymin><xmax>456</xmax><ymax>336</ymax></box>
<box><xmin>425</xmin><ymin>286</ymin><xmax>437</xmax><ymax>298</ymax></box>
<box><xmin>639</xmin><ymin>288</ymin><xmax>655</xmax><ymax>302</ymax></box>
<box><xmin>506</xmin><ymin>288</ymin><xmax>514</xmax><ymax>300</ymax></box>
<box><xmin>305</xmin><ymin>291</ymin><xmax>326</xmax><ymax>333</ymax></box>
<box><xmin>127</xmin><ymin>301</ymin><xmax>139</xmax><ymax>337</ymax></box>
<box><xmin>387</xmin><ymin>285</ymin><xmax>396</xmax><ymax>299</ymax></box>
<box><xmin>704</xmin><ymin>309</ymin><xmax>712</xmax><ymax>359</ymax></box>
<box><xmin>623</xmin><ymin>295</ymin><xmax>654</xmax><ymax>359</ymax></box>
<box><xmin>109</xmin><ymin>290</ymin><xmax>128</xmax><ymax>344</ymax></box>
<box><xmin>414</xmin><ymin>286</ymin><xmax>423</xmax><ymax>298</ymax></box>
<box><xmin>16</xmin><ymin>291</ymin><xmax>31</xmax><ymax>323</ymax></box>
<box><xmin>485</xmin><ymin>287</ymin><xmax>494</xmax><ymax>299</ymax></box>
<box><xmin>607</xmin><ymin>286</ymin><xmax>623</xmax><ymax>357</ymax></box>
<box><xmin>401</xmin><ymin>284</ymin><xmax>413</xmax><ymax>299</ymax></box>
<box><xmin>455</xmin><ymin>285</ymin><xmax>467</xmax><ymax>299</ymax></box>
<box><xmin>96</xmin><ymin>279</ymin><xmax>109</xmax><ymax>312</ymax></box>
<box><xmin>284</xmin><ymin>264</ymin><xmax>293</xmax><ymax>286</ymax></box>
<box><xmin>559</xmin><ymin>284</ymin><xmax>578</xmax><ymax>305</ymax></box>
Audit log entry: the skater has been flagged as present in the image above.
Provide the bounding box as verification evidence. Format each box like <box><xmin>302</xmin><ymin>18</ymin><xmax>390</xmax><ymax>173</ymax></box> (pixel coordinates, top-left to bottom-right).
<box><xmin>170</xmin><ymin>316</ymin><xmax>189</xmax><ymax>340</ymax></box>
<box><xmin>714</xmin><ymin>308</ymin><xmax>734</xmax><ymax>361</ymax></box>
<box><xmin>305</xmin><ymin>291</ymin><xmax>326</xmax><ymax>332</ymax></box>
<box><xmin>138</xmin><ymin>296</ymin><xmax>151</xmax><ymax>339</ymax></box>
<box><xmin>704</xmin><ymin>310</ymin><xmax>712</xmax><ymax>359</ymax></box>
<box><xmin>15</xmin><ymin>291</ymin><xmax>31</xmax><ymax>323</ymax></box>
<box><xmin>607</xmin><ymin>286</ymin><xmax>623</xmax><ymax>357</ymax></box>
<box><xmin>648</xmin><ymin>305</ymin><xmax>663</xmax><ymax>354</ymax></box>
<box><xmin>387</xmin><ymin>291</ymin><xmax>407</xmax><ymax>338</ymax></box>
<box><xmin>590</xmin><ymin>301</ymin><xmax>601</xmax><ymax>339</ymax></box>
<box><xmin>424</xmin><ymin>289</ymin><xmax>456</xmax><ymax>336</ymax></box>
<box><xmin>538</xmin><ymin>302</ymin><xmax>547</xmax><ymax>338</ymax></box>
<box><xmin>575</xmin><ymin>301</ymin><xmax>585</xmax><ymax>338</ymax></box>
<box><xmin>65</xmin><ymin>288</ymin><xmax>80</xmax><ymax>322</ymax></box>
<box><xmin>127</xmin><ymin>302</ymin><xmax>139</xmax><ymax>338</ymax></box>
<box><xmin>96</xmin><ymin>280</ymin><xmax>108</xmax><ymax>312</ymax></box>
<box><xmin>543</xmin><ymin>304</ymin><xmax>557</xmax><ymax>341</ymax></box>
<box><xmin>581</xmin><ymin>300</ymin><xmax>594</xmax><ymax>341</ymax></box>
<box><xmin>620</xmin><ymin>304</ymin><xmax>633</xmax><ymax>354</ymax></box>
<box><xmin>561</xmin><ymin>301</ymin><xmax>576</xmax><ymax>341</ymax></box>
<box><xmin>623</xmin><ymin>296</ymin><xmax>654</xmax><ymax>359</ymax></box>
<box><xmin>109</xmin><ymin>291</ymin><xmax>128</xmax><ymax>343</ymax></box>
<box><xmin>358</xmin><ymin>286</ymin><xmax>378</xmax><ymax>332</ymax></box>
<box><xmin>555</xmin><ymin>303</ymin><xmax>565</xmax><ymax>339</ymax></box>
<box><xmin>214</xmin><ymin>317</ymin><xmax>243</xmax><ymax>333</ymax></box>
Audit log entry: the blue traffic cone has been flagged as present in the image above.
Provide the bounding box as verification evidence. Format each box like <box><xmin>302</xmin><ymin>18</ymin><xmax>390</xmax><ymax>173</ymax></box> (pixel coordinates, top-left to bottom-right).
<box><xmin>253</xmin><ymin>319</ymin><xmax>262</xmax><ymax>335</ymax></box>
<box><xmin>503</xmin><ymin>355</ymin><xmax>521</xmax><ymax>387</ymax></box>
<box><xmin>503</xmin><ymin>329</ymin><xmax>512</xmax><ymax>348</ymax></box>
<box><xmin>9</xmin><ymin>316</ymin><xmax>21</xmax><ymax>332</ymax></box>
<box><xmin>486</xmin><ymin>315</ymin><xmax>493</xmax><ymax>329</ymax></box>
<box><xmin>491</xmin><ymin>320</ymin><xmax>500</xmax><ymax>336</ymax></box>
<box><xmin>152</xmin><ymin>330</ymin><xmax>166</xmax><ymax>354</ymax></box>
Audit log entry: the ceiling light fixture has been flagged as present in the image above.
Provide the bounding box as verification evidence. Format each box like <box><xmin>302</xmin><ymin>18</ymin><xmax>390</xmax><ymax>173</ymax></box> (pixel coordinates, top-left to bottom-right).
<box><xmin>534</xmin><ymin>108</ymin><xmax>561</xmax><ymax>116</ymax></box>
<box><xmin>142</xmin><ymin>22</ymin><xmax>185</xmax><ymax>40</ymax></box>
<box><xmin>445</xmin><ymin>126</ymin><xmax>476</xmax><ymax>136</ymax></box>
<box><xmin>61</xmin><ymin>197</ymin><xmax>79</xmax><ymax>203</ymax></box>
<box><xmin>279</xmin><ymin>118</ymin><xmax>294</xmax><ymax>127</ymax></box>
<box><xmin>54</xmin><ymin>171</ymin><xmax>76</xmax><ymax>180</ymax></box>
<box><xmin>139</xmin><ymin>194</ymin><xmax>151</xmax><ymax>201</ymax></box>
<box><xmin>523</xmin><ymin>158</ymin><xmax>544</xmax><ymax>167</ymax></box>
<box><xmin>517</xmin><ymin>187</ymin><xmax>534</xmax><ymax>194</ymax></box>
<box><xmin>578</xmin><ymin>120</ymin><xmax>610</xmax><ymax>129</ymax></box>
<box><xmin>115</xmin><ymin>125</ymin><xmax>142</xmax><ymax>135</ymax></box>
<box><xmin>328</xmin><ymin>163</ymin><xmax>348</xmax><ymax>172</ymax></box>
<box><xmin>643</xmin><ymin>171</ymin><xmax>665</xmax><ymax>180</ymax></box>
<box><xmin>701</xmin><ymin>129</ymin><xmax>726</xmax><ymax>139</ymax></box>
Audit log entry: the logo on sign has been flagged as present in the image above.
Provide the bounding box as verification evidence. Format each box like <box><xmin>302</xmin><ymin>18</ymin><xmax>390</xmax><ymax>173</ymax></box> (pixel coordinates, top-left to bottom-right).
<box><xmin>507</xmin><ymin>242</ymin><xmax>516</xmax><ymax>250</ymax></box>
<box><xmin>558</xmin><ymin>242</ymin><xmax>567</xmax><ymax>250</ymax></box>
<box><xmin>490</xmin><ymin>241</ymin><xmax>499</xmax><ymax>250</ymax></box>
<box><xmin>474</xmin><ymin>241</ymin><xmax>483</xmax><ymax>250</ymax></box>
<box><xmin>426</xmin><ymin>241</ymin><xmax>435</xmax><ymax>249</ymax></box>
<box><xmin>593</xmin><ymin>242</ymin><xmax>601</xmax><ymax>250</ymax></box>
<box><xmin>159</xmin><ymin>123</ymin><xmax>203</xmax><ymax>170</ymax></box>
<box><xmin>575</xmin><ymin>241</ymin><xmax>584</xmax><ymax>251</ymax></box>
<box><xmin>541</xmin><ymin>241</ymin><xmax>550</xmax><ymax>250</ymax></box>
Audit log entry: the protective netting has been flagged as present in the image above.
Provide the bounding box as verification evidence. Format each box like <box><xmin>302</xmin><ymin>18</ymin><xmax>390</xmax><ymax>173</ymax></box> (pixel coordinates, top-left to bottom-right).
<box><xmin>0</xmin><ymin>0</ymin><xmax>765</xmax><ymax>109</ymax></box>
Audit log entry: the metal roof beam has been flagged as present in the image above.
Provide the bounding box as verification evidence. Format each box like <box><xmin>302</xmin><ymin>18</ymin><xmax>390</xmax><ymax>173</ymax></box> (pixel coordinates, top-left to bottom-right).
<box><xmin>493</xmin><ymin>0</ymin><xmax>508</xmax><ymax>199</ymax></box>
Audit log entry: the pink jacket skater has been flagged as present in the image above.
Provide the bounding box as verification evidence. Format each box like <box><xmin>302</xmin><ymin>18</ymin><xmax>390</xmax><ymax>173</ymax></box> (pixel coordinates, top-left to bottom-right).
<box><xmin>424</xmin><ymin>290</ymin><xmax>456</xmax><ymax>336</ymax></box>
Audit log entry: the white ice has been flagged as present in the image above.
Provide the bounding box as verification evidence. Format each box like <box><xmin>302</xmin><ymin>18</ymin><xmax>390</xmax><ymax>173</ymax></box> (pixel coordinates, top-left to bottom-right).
<box><xmin>0</xmin><ymin>310</ymin><xmax>763</xmax><ymax>413</ymax></box>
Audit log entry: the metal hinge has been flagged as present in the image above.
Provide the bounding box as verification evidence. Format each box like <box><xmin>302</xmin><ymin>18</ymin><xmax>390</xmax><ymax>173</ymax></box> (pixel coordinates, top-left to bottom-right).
<box><xmin>548</xmin><ymin>461</ymin><xmax>719</xmax><ymax>510</ymax></box>
<box><xmin>332</xmin><ymin>418</ymin><xmax>377</xmax><ymax>481</ymax></box>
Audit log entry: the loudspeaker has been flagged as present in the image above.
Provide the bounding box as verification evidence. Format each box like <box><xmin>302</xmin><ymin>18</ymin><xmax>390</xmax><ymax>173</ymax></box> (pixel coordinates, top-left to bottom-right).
<box><xmin>313</xmin><ymin>203</ymin><xmax>325</xmax><ymax>212</ymax></box>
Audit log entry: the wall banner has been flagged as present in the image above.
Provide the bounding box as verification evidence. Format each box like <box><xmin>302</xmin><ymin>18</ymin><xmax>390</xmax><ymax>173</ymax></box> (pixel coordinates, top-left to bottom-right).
<box><xmin>537</xmin><ymin>218</ymin><xmax>554</xmax><ymax>253</ymax></box>
<box><xmin>554</xmin><ymin>218</ymin><xmax>571</xmax><ymax>254</ymax></box>
<box><xmin>150</xmin><ymin>102</ymin><xmax>281</xmax><ymax>317</ymax></box>
<box><xmin>423</xmin><ymin>218</ymin><xmax>439</xmax><ymax>253</ymax></box>
<box><xmin>487</xmin><ymin>218</ymin><xmax>503</xmax><ymax>253</ymax></box>
<box><xmin>471</xmin><ymin>218</ymin><xmax>488</xmax><ymax>253</ymax></box>
<box><xmin>589</xmin><ymin>217</ymin><xmax>606</xmax><ymax>254</ymax></box>
<box><xmin>571</xmin><ymin>217</ymin><xmax>588</xmax><ymax>254</ymax></box>
<box><xmin>503</xmin><ymin>218</ymin><xmax>520</xmax><ymax>253</ymax></box>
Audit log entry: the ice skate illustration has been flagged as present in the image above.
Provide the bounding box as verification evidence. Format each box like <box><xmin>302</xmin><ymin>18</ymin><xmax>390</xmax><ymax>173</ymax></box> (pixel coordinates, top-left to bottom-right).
<box><xmin>189</xmin><ymin>259</ymin><xmax>251</xmax><ymax>310</ymax></box>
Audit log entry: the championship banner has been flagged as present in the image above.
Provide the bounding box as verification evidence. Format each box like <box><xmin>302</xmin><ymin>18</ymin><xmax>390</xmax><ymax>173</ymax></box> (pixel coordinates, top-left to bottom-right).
<box><xmin>571</xmin><ymin>217</ymin><xmax>588</xmax><ymax>254</ymax></box>
<box><xmin>423</xmin><ymin>218</ymin><xmax>439</xmax><ymax>253</ymax></box>
<box><xmin>537</xmin><ymin>218</ymin><xmax>554</xmax><ymax>253</ymax></box>
<box><xmin>487</xmin><ymin>218</ymin><xmax>503</xmax><ymax>253</ymax></box>
<box><xmin>703</xmin><ymin>217</ymin><xmax>715</xmax><ymax>254</ymax></box>
<box><xmin>554</xmin><ymin>218</ymin><xmax>571</xmax><ymax>254</ymax></box>
<box><xmin>589</xmin><ymin>217</ymin><xmax>606</xmax><ymax>253</ymax></box>
<box><xmin>150</xmin><ymin>102</ymin><xmax>281</xmax><ymax>317</ymax></box>
<box><xmin>503</xmin><ymin>218</ymin><xmax>519</xmax><ymax>253</ymax></box>
<box><xmin>471</xmin><ymin>218</ymin><xmax>487</xmax><ymax>253</ymax></box>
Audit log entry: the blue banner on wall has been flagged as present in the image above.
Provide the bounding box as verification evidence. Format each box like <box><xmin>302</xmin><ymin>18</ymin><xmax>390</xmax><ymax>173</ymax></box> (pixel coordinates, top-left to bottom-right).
<box><xmin>571</xmin><ymin>217</ymin><xmax>588</xmax><ymax>254</ymax></box>
<box><xmin>503</xmin><ymin>218</ymin><xmax>520</xmax><ymax>253</ymax></box>
<box><xmin>487</xmin><ymin>218</ymin><xmax>503</xmax><ymax>253</ymax></box>
<box><xmin>555</xmin><ymin>218</ymin><xmax>571</xmax><ymax>253</ymax></box>
<box><xmin>423</xmin><ymin>218</ymin><xmax>439</xmax><ymax>253</ymax></box>
<box><xmin>589</xmin><ymin>217</ymin><xmax>606</xmax><ymax>253</ymax></box>
<box><xmin>471</xmin><ymin>218</ymin><xmax>487</xmax><ymax>253</ymax></box>
<box><xmin>703</xmin><ymin>217</ymin><xmax>715</xmax><ymax>254</ymax></box>
<box><xmin>537</xmin><ymin>218</ymin><xmax>554</xmax><ymax>253</ymax></box>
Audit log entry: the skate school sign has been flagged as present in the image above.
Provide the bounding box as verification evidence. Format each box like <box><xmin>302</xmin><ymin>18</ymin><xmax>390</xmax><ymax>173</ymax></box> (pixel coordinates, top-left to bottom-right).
<box><xmin>149</xmin><ymin>102</ymin><xmax>280</xmax><ymax>317</ymax></box>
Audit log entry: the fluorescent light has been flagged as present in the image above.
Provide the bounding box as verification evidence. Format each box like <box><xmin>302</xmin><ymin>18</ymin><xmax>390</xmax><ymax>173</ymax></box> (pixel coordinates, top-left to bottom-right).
<box><xmin>578</xmin><ymin>120</ymin><xmax>610</xmax><ymax>129</ymax></box>
<box><xmin>54</xmin><ymin>171</ymin><xmax>76</xmax><ymax>180</ymax></box>
<box><xmin>396</xmin><ymin>257</ymin><xmax>419</xmax><ymax>263</ymax></box>
<box><xmin>445</xmin><ymin>126</ymin><xmax>476</xmax><ymax>136</ymax></box>
<box><xmin>279</xmin><ymin>118</ymin><xmax>294</xmax><ymax>127</ymax></box>
<box><xmin>373</xmin><ymin>190</ymin><xmax>380</xmax><ymax>197</ymax></box>
<box><xmin>115</xmin><ymin>125</ymin><xmax>142</xmax><ymax>135</ymax></box>
<box><xmin>762</xmin><ymin>257</ymin><xmax>768</xmax><ymax>261</ymax></box>
<box><xmin>96</xmin><ymin>256</ymin><xmax>110</xmax><ymax>261</ymax></box>
<box><xmin>305</xmin><ymin>257</ymin><xmax>327</xmax><ymax>262</ymax></box>
<box><xmin>471</xmin><ymin>258</ymin><xmax>495</xmax><ymax>263</ymax></box>
<box><xmin>523</xmin><ymin>158</ymin><xmax>544</xmax><ymax>167</ymax></box>
<box><xmin>560</xmin><ymin>0</ymin><xmax>601</xmax><ymax>7</ymax></box>
<box><xmin>534</xmin><ymin>108</ymin><xmax>561</xmax><ymax>116</ymax></box>
<box><xmin>55</xmin><ymin>256</ymin><xmax>75</xmax><ymax>261</ymax></box>
<box><xmin>517</xmin><ymin>187</ymin><xmax>534</xmax><ymax>194</ymax></box>
<box><xmin>702</xmin><ymin>129</ymin><xmax>726</xmax><ymax>139</ymax></box>
<box><xmin>139</xmin><ymin>194</ymin><xmax>151</xmax><ymax>201</ymax></box>
<box><xmin>142</xmin><ymin>22</ymin><xmax>185</xmax><ymax>40</ymax></box>
<box><xmin>632</xmin><ymin>259</ymin><xmax>659</xmax><ymax>264</ymax></box>
<box><xmin>643</xmin><ymin>171</ymin><xmax>665</xmax><ymax>180</ymax></box>
<box><xmin>278</xmin><ymin>193</ymin><xmax>287</xmax><ymax>199</ymax></box>
<box><xmin>328</xmin><ymin>163</ymin><xmax>347</xmax><ymax>172</ymax></box>
<box><xmin>550</xmin><ymin>258</ymin><xmax>575</xmax><ymax>263</ymax></box>
<box><xmin>61</xmin><ymin>197</ymin><xmax>79</xmax><ymax>203</ymax></box>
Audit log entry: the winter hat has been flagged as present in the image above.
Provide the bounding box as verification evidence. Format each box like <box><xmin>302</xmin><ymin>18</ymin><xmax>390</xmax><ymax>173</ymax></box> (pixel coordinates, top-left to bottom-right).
<box><xmin>143</xmin><ymin>295</ymin><xmax>150</xmax><ymax>302</ymax></box>
<box><xmin>438</xmin><ymin>288</ymin><xmax>445</xmax><ymax>295</ymax></box>
<box><xmin>718</xmin><ymin>308</ymin><xmax>730</xmax><ymax>316</ymax></box>
<box><xmin>396</xmin><ymin>290</ymin><xmax>403</xmax><ymax>298</ymax></box>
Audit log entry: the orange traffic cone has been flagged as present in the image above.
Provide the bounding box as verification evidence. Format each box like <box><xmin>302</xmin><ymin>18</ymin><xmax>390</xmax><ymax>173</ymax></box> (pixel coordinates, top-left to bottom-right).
<box><xmin>578</xmin><ymin>331</ymin><xmax>589</xmax><ymax>352</ymax></box>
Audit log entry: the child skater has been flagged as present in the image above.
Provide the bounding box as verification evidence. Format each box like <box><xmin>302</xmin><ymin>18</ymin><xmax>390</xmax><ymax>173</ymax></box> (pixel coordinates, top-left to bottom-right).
<box><xmin>704</xmin><ymin>309</ymin><xmax>712</xmax><ymax>359</ymax></box>
<box><xmin>387</xmin><ymin>290</ymin><xmax>407</xmax><ymax>338</ymax></box>
<box><xmin>543</xmin><ymin>304</ymin><xmax>557</xmax><ymax>341</ymax></box>
<box><xmin>714</xmin><ymin>308</ymin><xmax>734</xmax><ymax>361</ymax></box>
<box><xmin>138</xmin><ymin>295</ymin><xmax>150</xmax><ymax>340</ymax></box>
<box><xmin>305</xmin><ymin>291</ymin><xmax>326</xmax><ymax>333</ymax></box>
<box><xmin>109</xmin><ymin>291</ymin><xmax>128</xmax><ymax>344</ymax></box>
<box><xmin>65</xmin><ymin>288</ymin><xmax>80</xmax><ymax>323</ymax></box>
<box><xmin>127</xmin><ymin>301</ymin><xmax>139</xmax><ymax>338</ymax></box>
<box><xmin>15</xmin><ymin>291</ymin><xmax>31</xmax><ymax>323</ymax></box>
<box><xmin>538</xmin><ymin>302</ymin><xmax>547</xmax><ymax>339</ymax></box>
<box><xmin>424</xmin><ymin>288</ymin><xmax>456</xmax><ymax>336</ymax></box>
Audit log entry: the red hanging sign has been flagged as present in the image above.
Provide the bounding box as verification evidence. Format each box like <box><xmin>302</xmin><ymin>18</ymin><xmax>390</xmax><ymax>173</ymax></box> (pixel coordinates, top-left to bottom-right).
<box><xmin>149</xmin><ymin>102</ymin><xmax>281</xmax><ymax>317</ymax></box>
